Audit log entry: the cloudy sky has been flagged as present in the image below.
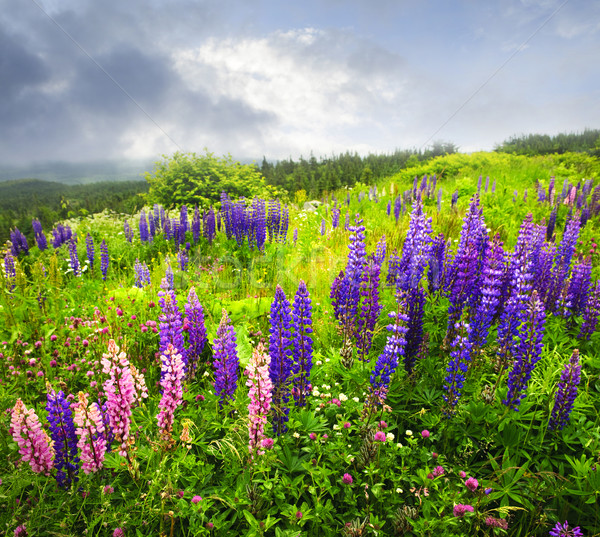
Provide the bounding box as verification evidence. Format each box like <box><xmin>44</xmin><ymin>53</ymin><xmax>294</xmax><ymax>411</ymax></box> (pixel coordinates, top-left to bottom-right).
<box><xmin>1</xmin><ymin>0</ymin><xmax>599</xmax><ymax>166</ymax></box>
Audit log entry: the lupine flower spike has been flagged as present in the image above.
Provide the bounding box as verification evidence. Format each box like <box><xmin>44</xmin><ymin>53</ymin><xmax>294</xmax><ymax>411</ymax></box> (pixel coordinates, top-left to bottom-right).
<box><xmin>246</xmin><ymin>343</ymin><xmax>273</xmax><ymax>457</ymax></box>
<box><xmin>213</xmin><ymin>309</ymin><xmax>240</xmax><ymax>409</ymax></box>
<box><xmin>157</xmin><ymin>344</ymin><xmax>185</xmax><ymax>446</ymax></box>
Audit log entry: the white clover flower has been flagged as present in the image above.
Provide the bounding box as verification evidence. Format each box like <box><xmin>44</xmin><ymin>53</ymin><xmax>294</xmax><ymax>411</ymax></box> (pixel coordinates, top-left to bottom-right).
<box><xmin>405</xmin><ymin>430</ymin><xmax>413</xmax><ymax>436</ymax></box>
<box><xmin>353</xmin><ymin>397</ymin><xmax>360</xmax><ymax>403</ymax></box>
<box><xmin>312</xmin><ymin>388</ymin><xmax>321</xmax><ymax>397</ymax></box>
<box><xmin>293</xmin><ymin>432</ymin><xmax>300</xmax><ymax>438</ymax></box>
<box><xmin>316</xmin><ymin>360</ymin><xmax>322</xmax><ymax>366</ymax></box>
<box><xmin>396</xmin><ymin>443</ymin><xmax>403</xmax><ymax>449</ymax></box>
<box><xmin>333</xmin><ymin>424</ymin><xmax>341</xmax><ymax>430</ymax></box>
<box><xmin>396</xmin><ymin>488</ymin><xmax>403</xmax><ymax>494</ymax></box>
<box><xmin>386</xmin><ymin>433</ymin><xmax>395</xmax><ymax>442</ymax></box>
<box><xmin>339</xmin><ymin>393</ymin><xmax>348</xmax><ymax>402</ymax></box>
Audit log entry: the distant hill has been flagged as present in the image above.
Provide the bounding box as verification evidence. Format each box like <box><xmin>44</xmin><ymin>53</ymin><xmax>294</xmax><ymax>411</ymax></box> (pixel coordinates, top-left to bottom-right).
<box><xmin>0</xmin><ymin>159</ymin><xmax>153</xmax><ymax>185</ymax></box>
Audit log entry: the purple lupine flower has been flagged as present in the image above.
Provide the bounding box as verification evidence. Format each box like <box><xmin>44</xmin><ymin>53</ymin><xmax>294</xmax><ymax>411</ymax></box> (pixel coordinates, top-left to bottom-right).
<box><xmin>165</xmin><ymin>259</ymin><xmax>174</xmax><ymax>291</ymax></box>
<box><xmin>139</xmin><ymin>210</ymin><xmax>149</xmax><ymax>242</ymax></box>
<box><xmin>374</xmin><ymin>235</ymin><xmax>386</xmax><ymax>266</ymax></box>
<box><xmin>445</xmin><ymin>197</ymin><xmax>489</xmax><ymax>339</ymax></box>
<box><xmin>46</xmin><ymin>388</ymin><xmax>79</xmax><ymax>488</ymax></box>
<box><xmin>403</xmin><ymin>285</ymin><xmax>425</xmax><ymax>375</ymax></box>
<box><xmin>451</xmin><ymin>190</ymin><xmax>458</xmax><ymax>208</ymax></box>
<box><xmin>437</xmin><ymin>188</ymin><xmax>442</xmax><ymax>212</ymax></box>
<box><xmin>503</xmin><ymin>291</ymin><xmax>546</xmax><ymax>411</ymax></box>
<box><xmin>204</xmin><ymin>207</ymin><xmax>216</xmax><ymax>244</ymax></box>
<box><xmin>356</xmin><ymin>257</ymin><xmax>383</xmax><ymax>362</ymax></box>
<box><xmin>85</xmin><ymin>233</ymin><xmax>94</xmax><ymax>270</ymax></box>
<box><xmin>293</xmin><ymin>228</ymin><xmax>298</xmax><ymax>246</ymax></box>
<box><xmin>213</xmin><ymin>309</ymin><xmax>239</xmax><ymax>408</ymax></box>
<box><xmin>443</xmin><ymin>321</ymin><xmax>472</xmax><ymax>415</ymax></box>
<box><xmin>68</xmin><ymin>238</ymin><xmax>81</xmax><ymax>277</ymax></box>
<box><xmin>157</xmin><ymin>344</ymin><xmax>185</xmax><ymax>441</ymax></box>
<box><xmin>386</xmin><ymin>249</ymin><xmax>400</xmax><ymax>286</ymax></box>
<box><xmin>278</xmin><ymin>205</ymin><xmax>289</xmax><ymax>243</ymax></box>
<box><xmin>32</xmin><ymin>219</ymin><xmax>47</xmax><ymax>251</ymax></box>
<box><xmin>565</xmin><ymin>258</ymin><xmax>592</xmax><ymax>317</ymax></box>
<box><xmin>291</xmin><ymin>280</ymin><xmax>313</xmax><ymax>407</ymax></box>
<box><xmin>184</xmin><ymin>287</ymin><xmax>207</xmax><ymax>379</ymax></box>
<box><xmin>332</xmin><ymin>204</ymin><xmax>341</xmax><ymax>228</ymax></box>
<box><xmin>468</xmin><ymin>236</ymin><xmax>506</xmax><ymax>350</ymax></box>
<box><xmin>548</xmin><ymin>176</ymin><xmax>555</xmax><ymax>204</ymax></box>
<box><xmin>267</xmin><ymin>199</ymin><xmax>280</xmax><ymax>243</ymax></box>
<box><xmin>10</xmin><ymin>228</ymin><xmax>29</xmax><ymax>256</ymax></box>
<box><xmin>153</xmin><ymin>204</ymin><xmax>161</xmax><ymax>231</ymax></box>
<box><xmin>549</xmin><ymin>349</ymin><xmax>581</xmax><ymax>431</ymax></box>
<box><xmin>547</xmin><ymin>207</ymin><xmax>558</xmax><ymax>243</ymax></box>
<box><xmin>345</xmin><ymin>210</ymin><xmax>350</xmax><ymax>230</ymax></box>
<box><xmin>580</xmin><ymin>205</ymin><xmax>589</xmax><ymax>228</ymax></box>
<box><xmin>101</xmin><ymin>340</ymin><xmax>136</xmax><ymax>457</ymax></box>
<box><xmin>148</xmin><ymin>208</ymin><xmax>156</xmax><ymax>239</ymax></box>
<box><xmin>547</xmin><ymin>212</ymin><xmax>581</xmax><ymax>312</ymax></box>
<box><xmin>158</xmin><ymin>278</ymin><xmax>186</xmax><ymax>369</ymax></box>
<box><xmin>370</xmin><ymin>290</ymin><xmax>409</xmax><ymax>397</ymax></box>
<box><xmin>549</xmin><ymin>520</ymin><xmax>583</xmax><ymax>537</ymax></box>
<box><xmin>330</xmin><ymin>270</ymin><xmax>347</xmax><ymax>322</ymax></box>
<box><xmin>253</xmin><ymin>198</ymin><xmax>267</xmax><ymax>250</ymax></box>
<box><xmin>579</xmin><ymin>279</ymin><xmax>600</xmax><ymax>339</ymax></box>
<box><xmin>394</xmin><ymin>195</ymin><xmax>402</xmax><ymax>223</ymax></box>
<box><xmin>177</xmin><ymin>247</ymin><xmax>189</xmax><ymax>272</ymax></box>
<box><xmin>394</xmin><ymin>198</ymin><xmax>433</xmax><ymax>290</ymax></box>
<box><xmin>124</xmin><ymin>220</ymin><xmax>133</xmax><ymax>242</ymax></box>
<box><xmin>4</xmin><ymin>252</ymin><xmax>16</xmax><ymax>291</ymax></box>
<box><xmin>427</xmin><ymin>233</ymin><xmax>446</xmax><ymax>294</ymax></box>
<box><xmin>386</xmin><ymin>200</ymin><xmax>391</xmax><ymax>216</ymax></box>
<box><xmin>134</xmin><ymin>259</ymin><xmax>151</xmax><ymax>288</ymax></box>
<box><xmin>163</xmin><ymin>217</ymin><xmax>172</xmax><ymax>241</ymax></box>
<box><xmin>192</xmin><ymin>206</ymin><xmax>201</xmax><ymax>243</ymax></box>
<box><xmin>100</xmin><ymin>240</ymin><xmax>109</xmax><ymax>280</ymax></box>
<box><xmin>180</xmin><ymin>205</ymin><xmax>189</xmax><ymax>235</ymax></box>
<box><xmin>269</xmin><ymin>285</ymin><xmax>293</xmax><ymax>434</ymax></box>
<box><xmin>320</xmin><ymin>217</ymin><xmax>326</xmax><ymax>236</ymax></box>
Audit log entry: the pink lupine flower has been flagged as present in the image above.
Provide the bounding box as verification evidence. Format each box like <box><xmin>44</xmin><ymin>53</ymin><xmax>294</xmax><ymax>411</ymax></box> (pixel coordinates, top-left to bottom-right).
<box><xmin>157</xmin><ymin>344</ymin><xmax>185</xmax><ymax>442</ymax></box>
<box><xmin>73</xmin><ymin>392</ymin><xmax>106</xmax><ymax>474</ymax></box>
<box><xmin>246</xmin><ymin>343</ymin><xmax>273</xmax><ymax>457</ymax></box>
<box><xmin>102</xmin><ymin>340</ymin><xmax>135</xmax><ymax>456</ymax></box>
<box><xmin>11</xmin><ymin>399</ymin><xmax>54</xmax><ymax>475</ymax></box>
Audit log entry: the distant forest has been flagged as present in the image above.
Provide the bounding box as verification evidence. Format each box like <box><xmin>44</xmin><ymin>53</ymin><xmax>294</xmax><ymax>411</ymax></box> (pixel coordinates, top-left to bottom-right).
<box><xmin>495</xmin><ymin>128</ymin><xmax>600</xmax><ymax>156</ymax></box>
<box><xmin>0</xmin><ymin>180</ymin><xmax>148</xmax><ymax>244</ymax></box>
<box><xmin>1</xmin><ymin>130</ymin><xmax>599</xmax><ymax>244</ymax></box>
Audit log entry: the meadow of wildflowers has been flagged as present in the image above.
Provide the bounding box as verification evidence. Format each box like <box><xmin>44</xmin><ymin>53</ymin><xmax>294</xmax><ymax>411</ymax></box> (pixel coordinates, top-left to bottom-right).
<box><xmin>1</xmin><ymin>156</ymin><xmax>600</xmax><ymax>536</ymax></box>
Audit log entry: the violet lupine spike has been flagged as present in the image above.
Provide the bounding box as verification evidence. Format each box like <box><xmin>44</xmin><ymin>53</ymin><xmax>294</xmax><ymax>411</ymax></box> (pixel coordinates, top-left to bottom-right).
<box><xmin>386</xmin><ymin>249</ymin><xmax>401</xmax><ymax>286</ymax></box>
<box><xmin>403</xmin><ymin>285</ymin><xmax>425</xmax><ymax>375</ymax></box>
<box><xmin>532</xmin><ymin>242</ymin><xmax>557</xmax><ymax>302</ymax></box>
<box><xmin>269</xmin><ymin>285</ymin><xmax>293</xmax><ymax>435</ymax></box>
<box><xmin>32</xmin><ymin>219</ymin><xmax>47</xmax><ymax>251</ymax></box>
<box><xmin>320</xmin><ymin>217</ymin><xmax>326</xmax><ymax>236</ymax></box>
<box><xmin>205</xmin><ymin>207</ymin><xmax>216</xmax><ymax>244</ymax></box>
<box><xmin>192</xmin><ymin>206</ymin><xmax>201</xmax><ymax>243</ymax></box>
<box><xmin>101</xmin><ymin>340</ymin><xmax>136</xmax><ymax>457</ymax></box>
<box><xmin>395</xmin><ymin>198</ymin><xmax>433</xmax><ymax>291</ymax></box>
<box><xmin>332</xmin><ymin>204</ymin><xmax>341</xmax><ymax>228</ymax></box>
<box><xmin>10</xmin><ymin>228</ymin><xmax>29</xmax><ymax>256</ymax></box>
<box><xmin>293</xmin><ymin>228</ymin><xmax>298</xmax><ymax>246</ymax></box>
<box><xmin>124</xmin><ymin>220</ymin><xmax>133</xmax><ymax>242</ymax></box>
<box><xmin>427</xmin><ymin>233</ymin><xmax>446</xmax><ymax>294</ymax></box>
<box><xmin>253</xmin><ymin>197</ymin><xmax>267</xmax><ymax>251</ymax></box>
<box><xmin>330</xmin><ymin>270</ymin><xmax>347</xmax><ymax>322</ymax></box>
<box><xmin>468</xmin><ymin>236</ymin><xmax>506</xmax><ymax>350</ymax></box>
<box><xmin>386</xmin><ymin>200</ymin><xmax>391</xmax><ymax>216</ymax></box>
<box><xmin>180</xmin><ymin>205</ymin><xmax>189</xmax><ymax>235</ymax></box>
<box><xmin>565</xmin><ymin>258</ymin><xmax>592</xmax><ymax>317</ymax></box>
<box><xmin>496</xmin><ymin>255</ymin><xmax>533</xmax><ymax>366</ymax></box>
<box><xmin>73</xmin><ymin>392</ymin><xmax>106</xmax><ymax>474</ymax></box>
<box><xmin>345</xmin><ymin>210</ymin><xmax>350</xmax><ymax>230</ymax></box>
<box><xmin>134</xmin><ymin>259</ymin><xmax>151</xmax><ymax>288</ymax></box>
<box><xmin>4</xmin><ymin>252</ymin><xmax>16</xmax><ymax>291</ymax></box>
<box><xmin>374</xmin><ymin>235</ymin><xmax>386</xmax><ymax>266</ymax></box>
<box><xmin>394</xmin><ymin>195</ymin><xmax>402</xmax><ymax>222</ymax></box>
<box><xmin>177</xmin><ymin>247</ymin><xmax>189</xmax><ymax>272</ymax></box>
<box><xmin>548</xmin><ymin>211</ymin><xmax>581</xmax><ymax>311</ymax></box>
<box><xmin>184</xmin><ymin>287</ymin><xmax>207</xmax><ymax>379</ymax></box>
<box><xmin>46</xmin><ymin>387</ymin><xmax>79</xmax><ymax>488</ymax></box>
<box><xmin>148</xmin><ymin>208</ymin><xmax>156</xmax><ymax>239</ymax></box>
<box><xmin>549</xmin><ymin>349</ymin><xmax>581</xmax><ymax>431</ymax></box>
<box><xmin>68</xmin><ymin>238</ymin><xmax>81</xmax><ymax>277</ymax></box>
<box><xmin>158</xmin><ymin>279</ymin><xmax>186</xmax><ymax>369</ymax></box>
<box><xmin>291</xmin><ymin>280</ymin><xmax>313</xmax><ymax>407</ymax></box>
<box><xmin>442</xmin><ymin>321</ymin><xmax>473</xmax><ymax>415</ymax></box>
<box><xmin>278</xmin><ymin>205</ymin><xmax>289</xmax><ymax>243</ymax></box>
<box><xmin>267</xmin><ymin>199</ymin><xmax>281</xmax><ymax>243</ymax></box>
<box><xmin>369</xmin><ymin>290</ymin><xmax>409</xmax><ymax>396</ymax></box>
<box><xmin>247</xmin><ymin>343</ymin><xmax>273</xmax><ymax>457</ymax></box>
<box><xmin>356</xmin><ymin>258</ymin><xmax>383</xmax><ymax>362</ymax></box>
<box><xmin>11</xmin><ymin>398</ymin><xmax>55</xmax><ymax>475</ymax></box>
<box><xmin>139</xmin><ymin>209</ymin><xmax>149</xmax><ymax>242</ymax></box>
<box><xmin>100</xmin><ymin>240</ymin><xmax>109</xmax><ymax>281</ymax></box>
<box><xmin>165</xmin><ymin>260</ymin><xmax>174</xmax><ymax>291</ymax></box>
<box><xmin>163</xmin><ymin>217</ymin><xmax>172</xmax><ymax>241</ymax></box>
<box><xmin>213</xmin><ymin>309</ymin><xmax>239</xmax><ymax>409</ymax></box>
<box><xmin>85</xmin><ymin>233</ymin><xmax>94</xmax><ymax>270</ymax></box>
<box><xmin>578</xmin><ymin>279</ymin><xmax>600</xmax><ymax>340</ymax></box>
<box><xmin>157</xmin><ymin>344</ymin><xmax>185</xmax><ymax>442</ymax></box>
<box><xmin>503</xmin><ymin>291</ymin><xmax>546</xmax><ymax>411</ymax></box>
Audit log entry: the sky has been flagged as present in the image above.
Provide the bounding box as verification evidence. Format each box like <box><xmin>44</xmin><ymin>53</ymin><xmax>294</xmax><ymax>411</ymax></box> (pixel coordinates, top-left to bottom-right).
<box><xmin>1</xmin><ymin>0</ymin><xmax>599</xmax><ymax>167</ymax></box>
